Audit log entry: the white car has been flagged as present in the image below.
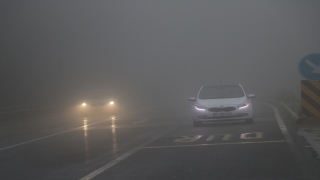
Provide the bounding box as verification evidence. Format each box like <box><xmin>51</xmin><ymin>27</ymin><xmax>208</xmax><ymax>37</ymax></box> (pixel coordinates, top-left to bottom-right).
<box><xmin>189</xmin><ymin>84</ymin><xmax>255</xmax><ymax>126</ymax></box>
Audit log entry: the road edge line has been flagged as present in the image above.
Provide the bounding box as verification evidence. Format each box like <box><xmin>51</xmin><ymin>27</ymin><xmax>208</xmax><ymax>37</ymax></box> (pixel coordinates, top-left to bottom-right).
<box><xmin>256</xmin><ymin>102</ymin><xmax>294</xmax><ymax>143</ymax></box>
<box><xmin>262</xmin><ymin>99</ymin><xmax>300</xmax><ymax>122</ymax></box>
<box><xmin>280</xmin><ymin>102</ymin><xmax>300</xmax><ymax>122</ymax></box>
<box><xmin>256</xmin><ymin>101</ymin><xmax>320</xmax><ymax>178</ymax></box>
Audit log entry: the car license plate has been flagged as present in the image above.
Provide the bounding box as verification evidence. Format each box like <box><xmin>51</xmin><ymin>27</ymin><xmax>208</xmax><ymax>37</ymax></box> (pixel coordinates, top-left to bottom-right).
<box><xmin>213</xmin><ymin>112</ymin><xmax>232</xmax><ymax>117</ymax></box>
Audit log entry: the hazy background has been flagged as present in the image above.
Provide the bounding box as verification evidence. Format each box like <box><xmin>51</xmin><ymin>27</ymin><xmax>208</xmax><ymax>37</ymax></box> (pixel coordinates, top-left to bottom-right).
<box><xmin>1</xmin><ymin>0</ymin><xmax>319</xmax><ymax>107</ymax></box>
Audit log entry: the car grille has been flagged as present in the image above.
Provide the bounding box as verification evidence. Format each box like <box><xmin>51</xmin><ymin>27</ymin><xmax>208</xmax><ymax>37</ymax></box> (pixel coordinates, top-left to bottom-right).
<box><xmin>91</xmin><ymin>103</ymin><xmax>105</xmax><ymax>107</ymax></box>
<box><xmin>208</xmin><ymin>107</ymin><xmax>236</xmax><ymax>112</ymax></box>
<box><xmin>197</xmin><ymin>113</ymin><xmax>248</xmax><ymax>119</ymax></box>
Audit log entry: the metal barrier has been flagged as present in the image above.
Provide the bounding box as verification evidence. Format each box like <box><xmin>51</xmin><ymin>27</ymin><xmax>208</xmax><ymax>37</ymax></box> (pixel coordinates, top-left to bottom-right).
<box><xmin>301</xmin><ymin>80</ymin><xmax>320</xmax><ymax>118</ymax></box>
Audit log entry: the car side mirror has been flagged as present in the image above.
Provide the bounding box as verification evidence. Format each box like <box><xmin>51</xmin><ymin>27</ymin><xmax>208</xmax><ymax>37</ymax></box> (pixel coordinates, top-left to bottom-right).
<box><xmin>247</xmin><ymin>94</ymin><xmax>256</xmax><ymax>98</ymax></box>
<box><xmin>188</xmin><ymin>97</ymin><xmax>196</xmax><ymax>101</ymax></box>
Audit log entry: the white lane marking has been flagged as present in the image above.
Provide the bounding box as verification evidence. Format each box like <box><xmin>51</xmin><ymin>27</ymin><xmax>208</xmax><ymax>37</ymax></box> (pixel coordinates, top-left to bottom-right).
<box><xmin>173</xmin><ymin>135</ymin><xmax>202</xmax><ymax>142</ymax></box>
<box><xmin>79</xmin><ymin>124</ymin><xmax>180</xmax><ymax>180</ymax></box>
<box><xmin>0</xmin><ymin>118</ymin><xmax>110</xmax><ymax>151</ymax></box>
<box><xmin>257</xmin><ymin>102</ymin><xmax>294</xmax><ymax>143</ymax></box>
<box><xmin>220</xmin><ymin>134</ymin><xmax>231</xmax><ymax>140</ymax></box>
<box><xmin>205</xmin><ymin>134</ymin><xmax>231</xmax><ymax>141</ymax></box>
<box><xmin>240</xmin><ymin>132</ymin><xmax>262</xmax><ymax>139</ymax></box>
<box><xmin>0</xmin><ymin>103</ymin><xmax>184</xmax><ymax>151</ymax></box>
<box><xmin>0</xmin><ymin>119</ymin><xmax>181</xmax><ymax>151</ymax></box>
<box><xmin>280</xmin><ymin>102</ymin><xmax>300</xmax><ymax>120</ymax></box>
<box><xmin>143</xmin><ymin>140</ymin><xmax>286</xmax><ymax>149</ymax></box>
<box><xmin>206</xmin><ymin>135</ymin><xmax>215</xmax><ymax>141</ymax></box>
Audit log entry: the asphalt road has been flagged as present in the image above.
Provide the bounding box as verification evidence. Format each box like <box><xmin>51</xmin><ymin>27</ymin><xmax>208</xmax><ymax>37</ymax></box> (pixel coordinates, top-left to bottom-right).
<box><xmin>1</xmin><ymin>100</ymin><xmax>320</xmax><ymax>180</ymax></box>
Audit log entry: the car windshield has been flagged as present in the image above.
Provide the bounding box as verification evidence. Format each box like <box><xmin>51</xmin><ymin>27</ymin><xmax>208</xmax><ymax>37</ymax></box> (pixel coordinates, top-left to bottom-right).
<box><xmin>87</xmin><ymin>90</ymin><xmax>114</xmax><ymax>99</ymax></box>
<box><xmin>199</xmin><ymin>85</ymin><xmax>245</xmax><ymax>99</ymax></box>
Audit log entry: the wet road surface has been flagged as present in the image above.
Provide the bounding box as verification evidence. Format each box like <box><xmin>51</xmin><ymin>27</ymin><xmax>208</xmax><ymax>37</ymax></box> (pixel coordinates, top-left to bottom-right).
<box><xmin>1</xmin><ymin>100</ymin><xmax>320</xmax><ymax>180</ymax></box>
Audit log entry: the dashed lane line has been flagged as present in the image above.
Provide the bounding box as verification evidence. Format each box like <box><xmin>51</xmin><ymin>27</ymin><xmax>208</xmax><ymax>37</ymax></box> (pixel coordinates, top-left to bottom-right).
<box><xmin>0</xmin><ymin>120</ymin><xmax>182</xmax><ymax>151</ymax></box>
<box><xmin>0</xmin><ymin>118</ymin><xmax>112</xmax><ymax>151</ymax></box>
<box><xmin>79</xmin><ymin>124</ymin><xmax>180</xmax><ymax>180</ymax></box>
<box><xmin>0</xmin><ymin>102</ymin><xmax>187</xmax><ymax>151</ymax></box>
<box><xmin>256</xmin><ymin>102</ymin><xmax>294</xmax><ymax>144</ymax></box>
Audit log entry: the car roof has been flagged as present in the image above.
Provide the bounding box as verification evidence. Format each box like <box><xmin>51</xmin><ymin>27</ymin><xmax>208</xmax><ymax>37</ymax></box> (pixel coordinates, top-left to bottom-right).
<box><xmin>202</xmin><ymin>84</ymin><xmax>241</xmax><ymax>88</ymax></box>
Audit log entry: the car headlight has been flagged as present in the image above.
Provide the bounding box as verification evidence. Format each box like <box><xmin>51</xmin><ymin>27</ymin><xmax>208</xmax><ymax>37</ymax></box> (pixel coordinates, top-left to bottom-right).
<box><xmin>82</xmin><ymin>103</ymin><xmax>87</xmax><ymax>107</ymax></box>
<box><xmin>238</xmin><ymin>101</ymin><xmax>249</xmax><ymax>109</ymax></box>
<box><xmin>109</xmin><ymin>101</ymin><xmax>114</xmax><ymax>105</ymax></box>
<box><xmin>195</xmin><ymin>104</ymin><xmax>206</xmax><ymax>111</ymax></box>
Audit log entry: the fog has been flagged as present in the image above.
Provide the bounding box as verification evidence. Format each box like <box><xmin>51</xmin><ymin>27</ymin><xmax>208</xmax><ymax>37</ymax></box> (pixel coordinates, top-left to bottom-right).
<box><xmin>1</xmin><ymin>0</ymin><xmax>319</xmax><ymax>107</ymax></box>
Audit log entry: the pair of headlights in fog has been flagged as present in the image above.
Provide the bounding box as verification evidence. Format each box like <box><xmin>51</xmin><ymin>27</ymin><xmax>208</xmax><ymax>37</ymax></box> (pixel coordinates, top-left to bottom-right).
<box><xmin>81</xmin><ymin>101</ymin><xmax>114</xmax><ymax>107</ymax></box>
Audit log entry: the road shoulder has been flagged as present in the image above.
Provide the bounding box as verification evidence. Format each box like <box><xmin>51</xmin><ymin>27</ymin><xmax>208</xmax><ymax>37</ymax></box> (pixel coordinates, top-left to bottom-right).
<box><xmin>296</xmin><ymin>117</ymin><xmax>320</xmax><ymax>159</ymax></box>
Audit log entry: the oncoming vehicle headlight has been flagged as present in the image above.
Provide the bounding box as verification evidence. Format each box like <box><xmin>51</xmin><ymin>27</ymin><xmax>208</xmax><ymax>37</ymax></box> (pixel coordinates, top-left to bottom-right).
<box><xmin>238</xmin><ymin>101</ymin><xmax>249</xmax><ymax>109</ymax></box>
<box><xmin>109</xmin><ymin>101</ymin><xmax>114</xmax><ymax>105</ymax></box>
<box><xmin>195</xmin><ymin>104</ymin><xmax>206</xmax><ymax>111</ymax></box>
<box><xmin>82</xmin><ymin>103</ymin><xmax>87</xmax><ymax>107</ymax></box>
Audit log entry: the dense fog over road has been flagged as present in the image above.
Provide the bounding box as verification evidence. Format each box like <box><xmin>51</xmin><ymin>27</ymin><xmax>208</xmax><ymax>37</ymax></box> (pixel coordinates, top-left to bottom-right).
<box><xmin>1</xmin><ymin>0</ymin><xmax>319</xmax><ymax>107</ymax></box>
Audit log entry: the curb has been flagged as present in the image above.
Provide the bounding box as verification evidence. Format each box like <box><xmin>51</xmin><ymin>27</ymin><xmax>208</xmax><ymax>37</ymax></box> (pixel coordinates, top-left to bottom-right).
<box><xmin>260</xmin><ymin>98</ymin><xmax>300</xmax><ymax>123</ymax></box>
<box><xmin>278</xmin><ymin>101</ymin><xmax>320</xmax><ymax>159</ymax></box>
<box><xmin>280</xmin><ymin>102</ymin><xmax>300</xmax><ymax>123</ymax></box>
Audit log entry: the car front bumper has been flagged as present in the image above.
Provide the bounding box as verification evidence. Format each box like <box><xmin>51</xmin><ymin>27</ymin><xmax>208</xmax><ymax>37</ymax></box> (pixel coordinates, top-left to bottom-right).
<box><xmin>81</xmin><ymin>105</ymin><xmax>119</xmax><ymax>115</ymax></box>
<box><xmin>193</xmin><ymin>107</ymin><xmax>252</xmax><ymax>122</ymax></box>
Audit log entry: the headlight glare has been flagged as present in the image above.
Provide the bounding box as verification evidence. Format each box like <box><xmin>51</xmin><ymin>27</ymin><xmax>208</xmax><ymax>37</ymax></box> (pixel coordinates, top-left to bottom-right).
<box><xmin>195</xmin><ymin>104</ymin><xmax>206</xmax><ymax>111</ymax></box>
<box><xmin>238</xmin><ymin>101</ymin><xmax>249</xmax><ymax>109</ymax></box>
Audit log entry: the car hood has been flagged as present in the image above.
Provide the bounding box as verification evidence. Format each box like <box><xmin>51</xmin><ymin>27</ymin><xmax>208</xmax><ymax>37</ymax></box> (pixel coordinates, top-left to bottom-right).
<box><xmin>197</xmin><ymin>97</ymin><xmax>247</xmax><ymax>107</ymax></box>
<box><xmin>85</xmin><ymin>98</ymin><xmax>114</xmax><ymax>104</ymax></box>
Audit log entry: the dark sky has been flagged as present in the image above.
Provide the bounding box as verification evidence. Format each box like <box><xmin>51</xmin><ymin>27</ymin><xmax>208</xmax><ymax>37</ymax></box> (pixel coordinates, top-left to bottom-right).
<box><xmin>1</xmin><ymin>0</ymin><xmax>319</xmax><ymax>106</ymax></box>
